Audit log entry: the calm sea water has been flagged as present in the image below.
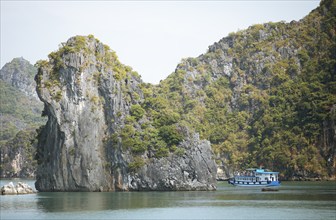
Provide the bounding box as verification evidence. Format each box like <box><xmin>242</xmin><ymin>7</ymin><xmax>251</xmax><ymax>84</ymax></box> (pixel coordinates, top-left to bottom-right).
<box><xmin>0</xmin><ymin>179</ymin><xmax>335</xmax><ymax>219</ymax></box>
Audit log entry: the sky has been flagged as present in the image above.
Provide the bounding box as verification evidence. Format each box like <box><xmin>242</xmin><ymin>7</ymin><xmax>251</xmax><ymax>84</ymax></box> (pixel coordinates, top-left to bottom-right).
<box><xmin>1</xmin><ymin>0</ymin><xmax>320</xmax><ymax>84</ymax></box>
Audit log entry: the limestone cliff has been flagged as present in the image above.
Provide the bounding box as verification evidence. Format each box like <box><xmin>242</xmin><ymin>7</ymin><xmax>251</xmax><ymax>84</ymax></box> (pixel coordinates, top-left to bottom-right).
<box><xmin>35</xmin><ymin>36</ymin><xmax>216</xmax><ymax>191</ymax></box>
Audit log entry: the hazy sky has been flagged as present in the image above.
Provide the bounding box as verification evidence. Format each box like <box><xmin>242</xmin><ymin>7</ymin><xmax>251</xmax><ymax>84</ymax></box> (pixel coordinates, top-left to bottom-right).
<box><xmin>1</xmin><ymin>0</ymin><xmax>320</xmax><ymax>84</ymax></box>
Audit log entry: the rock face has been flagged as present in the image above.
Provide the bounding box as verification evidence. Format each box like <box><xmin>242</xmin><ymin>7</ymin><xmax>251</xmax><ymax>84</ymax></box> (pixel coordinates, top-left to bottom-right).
<box><xmin>35</xmin><ymin>36</ymin><xmax>217</xmax><ymax>192</ymax></box>
<box><xmin>1</xmin><ymin>182</ymin><xmax>36</xmax><ymax>195</ymax></box>
<box><xmin>0</xmin><ymin>129</ymin><xmax>38</xmax><ymax>178</ymax></box>
<box><xmin>129</xmin><ymin>133</ymin><xmax>216</xmax><ymax>191</ymax></box>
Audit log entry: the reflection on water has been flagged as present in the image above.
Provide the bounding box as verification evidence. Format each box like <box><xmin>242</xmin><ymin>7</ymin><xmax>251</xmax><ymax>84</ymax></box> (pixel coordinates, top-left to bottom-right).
<box><xmin>37</xmin><ymin>190</ymin><xmax>223</xmax><ymax>213</ymax></box>
<box><xmin>1</xmin><ymin>180</ymin><xmax>335</xmax><ymax>219</ymax></box>
<box><xmin>37</xmin><ymin>191</ymin><xmax>181</xmax><ymax>212</ymax></box>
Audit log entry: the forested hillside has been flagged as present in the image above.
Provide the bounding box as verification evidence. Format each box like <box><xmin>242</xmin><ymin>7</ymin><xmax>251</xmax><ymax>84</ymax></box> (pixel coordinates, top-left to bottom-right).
<box><xmin>150</xmin><ymin>0</ymin><xmax>335</xmax><ymax>179</ymax></box>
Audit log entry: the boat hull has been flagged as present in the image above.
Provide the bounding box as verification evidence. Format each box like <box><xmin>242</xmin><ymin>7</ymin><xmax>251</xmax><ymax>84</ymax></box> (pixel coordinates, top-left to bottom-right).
<box><xmin>228</xmin><ymin>179</ymin><xmax>280</xmax><ymax>187</ymax></box>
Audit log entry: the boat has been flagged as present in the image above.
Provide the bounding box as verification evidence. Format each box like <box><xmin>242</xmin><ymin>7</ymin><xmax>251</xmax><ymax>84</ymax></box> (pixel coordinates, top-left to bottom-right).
<box><xmin>261</xmin><ymin>187</ymin><xmax>279</xmax><ymax>192</ymax></box>
<box><xmin>228</xmin><ymin>168</ymin><xmax>280</xmax><ymax>187</ymax></box>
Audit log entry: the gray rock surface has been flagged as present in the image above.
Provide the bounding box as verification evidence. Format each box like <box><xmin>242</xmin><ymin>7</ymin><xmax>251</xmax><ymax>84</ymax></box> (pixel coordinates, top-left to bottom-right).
<box><xmin>129</xmin><ymin>133</ymin><xmax>216</xmax><ymax>191</ymax></box>
<box><xmin>1</xmin><ymin>182</ymin><xmax>17</xmax><ymax>195</ymax></box>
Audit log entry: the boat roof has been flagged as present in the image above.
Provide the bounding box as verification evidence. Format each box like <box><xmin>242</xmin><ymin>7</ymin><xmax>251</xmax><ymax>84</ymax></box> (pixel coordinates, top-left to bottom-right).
<box><xmin>246</xmin><ymin>168</ymin><xmax>279</xmax><ymax>174</ymax></box>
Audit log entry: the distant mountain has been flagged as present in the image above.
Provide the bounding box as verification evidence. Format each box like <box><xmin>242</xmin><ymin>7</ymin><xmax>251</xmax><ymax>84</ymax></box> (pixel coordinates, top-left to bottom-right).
<box><xmin>0</xmin><ymin>58</ymin><xmax>46</xmax><ymax>177</ymax></box>
<box><xmin>0</xmin><ymin>57</ymin><xmax>39</xmax><ymax>100</ymax></box>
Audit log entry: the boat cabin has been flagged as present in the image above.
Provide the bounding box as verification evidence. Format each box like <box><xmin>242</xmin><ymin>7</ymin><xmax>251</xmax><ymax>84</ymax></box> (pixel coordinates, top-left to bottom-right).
<box><xmin>229</xmin><ymin>168</ymin><xmax>280</xmax><ymax>187</ymax></box>
<box><xmin>237</xmin><ymin>168</ymin><xmax>279</xmax><ymax>182</ymax></box>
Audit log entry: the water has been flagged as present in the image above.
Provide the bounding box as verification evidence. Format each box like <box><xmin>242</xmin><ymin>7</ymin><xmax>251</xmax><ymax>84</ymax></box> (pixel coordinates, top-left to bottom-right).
<box><xmin>1</xmin><ymin>179</ymin><xmax>335</xmax><ymax>219</ymax></box>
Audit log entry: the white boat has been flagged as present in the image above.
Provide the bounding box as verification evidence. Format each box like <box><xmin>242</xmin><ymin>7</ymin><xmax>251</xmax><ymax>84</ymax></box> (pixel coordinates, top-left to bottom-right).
<box><xmin>228</xmin><ymin>168</ymin><xmax>280</xmax><ymax>187</ymax></box>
